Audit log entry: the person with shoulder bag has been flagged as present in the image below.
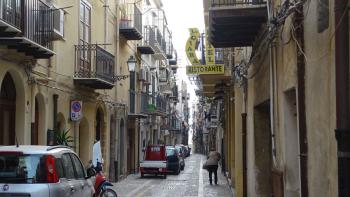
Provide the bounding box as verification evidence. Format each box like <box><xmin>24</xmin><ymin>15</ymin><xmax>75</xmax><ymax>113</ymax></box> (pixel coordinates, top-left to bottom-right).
<box><xmin>206</xmin><ymin>148</ymin><xmax>221</xmax><ymax>185</ymax></box>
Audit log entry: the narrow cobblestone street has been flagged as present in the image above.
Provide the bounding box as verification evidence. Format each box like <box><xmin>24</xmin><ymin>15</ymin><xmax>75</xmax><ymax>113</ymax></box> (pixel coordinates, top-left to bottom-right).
<box><xmin>113</xmin><ymin>154</ymin><xmax>233</xmax><ymax>197</ymax></box>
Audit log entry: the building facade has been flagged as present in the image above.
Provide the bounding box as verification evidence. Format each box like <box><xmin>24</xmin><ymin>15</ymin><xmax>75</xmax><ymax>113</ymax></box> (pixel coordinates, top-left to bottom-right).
<box><xmin>202</xmin><ymin>0</ymin><xmax>345</xmax><ymax>196</ymax></box>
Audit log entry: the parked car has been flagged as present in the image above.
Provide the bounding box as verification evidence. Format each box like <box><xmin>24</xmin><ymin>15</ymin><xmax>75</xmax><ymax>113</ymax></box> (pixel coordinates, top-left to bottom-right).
<box><xmin>140</xmin><ymin>144</ymin><xmax>167</xmax><ymax>178</ymax></box>
<box><xmin>175</xmin><ymin>145</ymin><xmax>186</xmax><ymax>170</ymax></box>
<box><xmin>184</xmin><ymin>145</ymin><xmax>191</xmax><ymax>157</ymax></box>
<box><xmin>166</xmin><ymin>147</ymin><xmax>181</xmax><ymax>175</ymax></box>
<box><xmin>0</xmin><ymin>145</ymin><xmax>95</xmax><ymax>197</ymax></box>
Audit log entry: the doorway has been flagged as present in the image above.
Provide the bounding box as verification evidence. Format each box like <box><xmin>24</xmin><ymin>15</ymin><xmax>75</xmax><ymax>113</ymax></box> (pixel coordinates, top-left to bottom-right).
<box><xmin>284</xmin><ymin>89</ymin><xmax>301</xmax><ymax>196</ymax></box>
<box><xmin>254</xmin><ymin>101</ymin><xmax>272</xmax><ymax>197</ymax></box>
<box><xmin>0</xmin><ymin>73</ymin><xmax>16</xmax><ymax>145</ymax></box>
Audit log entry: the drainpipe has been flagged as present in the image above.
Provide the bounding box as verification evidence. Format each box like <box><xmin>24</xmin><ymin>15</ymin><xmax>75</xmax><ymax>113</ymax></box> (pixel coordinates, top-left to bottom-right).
<box><xmin>53</xmin><ymin>94</ymin><xmax>58</xmax><ymax>131</ymax></box>
<box><xmin>334</xmin><ymin>0</ymin><xmax>350</xmax><ymax>196</ymax></box>
<box><xmin>267</xmin><ymin>0</ymin><xmax>277</xmax><ymax>168</ymax></box>
<box><xmin>104</xmin><ymin>0</ymin><xmax>108</xmax><ymax>48</ymax></box>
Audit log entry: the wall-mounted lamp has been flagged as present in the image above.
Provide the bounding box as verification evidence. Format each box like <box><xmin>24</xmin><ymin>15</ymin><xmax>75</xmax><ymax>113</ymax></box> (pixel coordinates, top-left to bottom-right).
<box><xmin>114</xmin><ymin>56</ymin><xmax>137</xmax><ymax>81</ymax></box>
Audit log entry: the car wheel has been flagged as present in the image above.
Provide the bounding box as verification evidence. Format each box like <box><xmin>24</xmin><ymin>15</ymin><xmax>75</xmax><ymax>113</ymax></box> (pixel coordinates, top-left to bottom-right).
<box><xmin>181</xmin><ymin>164</ymin><xmax>184</xmax><ymax>170</ymax></box>
<box><xmin>176</xmin><ymin>167</ymin><xmax>180</xmax><ymax>175</ymax></box>
<box><xmin>141</xmin><ymin>173</ymin><xmax>144</xmax><ymax>178</ymax></box>
<box><xmin>163</xmin><ymin>174</ymin><xmax>167</xmax><ymax>179</ymax></box>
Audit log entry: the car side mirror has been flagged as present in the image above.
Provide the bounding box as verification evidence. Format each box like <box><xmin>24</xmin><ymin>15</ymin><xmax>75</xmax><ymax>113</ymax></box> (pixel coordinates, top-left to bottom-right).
<box><xmin>86</xmin><ymin>167</ymin><xmax>96</xmax><ymax>178</ymax></box>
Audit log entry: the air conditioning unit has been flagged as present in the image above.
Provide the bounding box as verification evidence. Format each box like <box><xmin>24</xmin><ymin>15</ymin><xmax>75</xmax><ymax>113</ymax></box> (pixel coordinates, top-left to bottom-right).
<box><xmin>139</xmin><ymin>68</ymin><xmax>147</xmax><ymax>81</ymax></box>
<box><xmin>53</xmin><ymin>8</ymin><xmax>64</xmax><ymax>40</ymax></box>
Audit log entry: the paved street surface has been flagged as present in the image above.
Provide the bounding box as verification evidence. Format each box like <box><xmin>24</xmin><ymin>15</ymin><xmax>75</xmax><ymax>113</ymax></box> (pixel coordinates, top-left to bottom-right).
<box><xmin>112</xmin><ymin>154</ymin><xmax>233</xmax><ymax>197</ymax></box>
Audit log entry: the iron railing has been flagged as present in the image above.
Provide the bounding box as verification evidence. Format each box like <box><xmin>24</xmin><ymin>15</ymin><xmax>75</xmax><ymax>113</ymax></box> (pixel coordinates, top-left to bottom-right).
<box><xmin>161</xmin><ymin>37</ymin><xmax>166</xmax><ymax>53</ymax></box>
<box><xmin>155</xmin><ymin>28</ymin><xmax>162</xmax><ymax>48</ymax></box>
<box><xmin>170</xmin><ymin>116</ymin><xmax>181</xmax><ymax>130</ymax></box>
<box><xmin>120</xmin><ymin>4</ymin><xmax>142</xmax><ymax>34</ymax></box>
<box><xmin>74</xmin><ymin>44</ymin><xmax>115</xmax><ymax>84</ymax></box>
<box><xmin>156</xmin><ymin>95</ymin><xmax>167</xmax><ymax>113</ymax></box>
<box><xmin>141</xmin><ymin>92</ymin><xmax>150</xmax><ymax>114</ymax></box>
<box><xmin>0</xmin><ymin>0</ymin><xmax>22</xmax><ymax>29</ymax></box>
<box><xmin>23</xmin><ymin>0</ymin><xmax>53</xmax><ymax>49</ymax></box>
<box><xmin>141</xmin><ymin>25</ymin><xmax>156</xmax><ymax>47</ymax></box>
<box><xmin>211</xmin><ymin>0</ymin><xmax>266</xmax><ymax>6</ymax></box>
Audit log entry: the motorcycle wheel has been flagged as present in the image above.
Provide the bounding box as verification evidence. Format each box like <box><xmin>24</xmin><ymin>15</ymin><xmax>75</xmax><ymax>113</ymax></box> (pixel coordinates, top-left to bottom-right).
<box><xmin>100</xmin><ymin>188</ymin><xmax>118</xmax><ymax>197</ymax></box>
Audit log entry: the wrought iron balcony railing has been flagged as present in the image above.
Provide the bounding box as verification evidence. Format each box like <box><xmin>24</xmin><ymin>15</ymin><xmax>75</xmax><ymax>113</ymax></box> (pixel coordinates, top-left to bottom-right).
<box><xmin>24</xmin><ymin>0</ymin><xmax>53</xmax><ymax>50</ymax></box>
<box><xmin>0</xmin><ymin>0</ymin><xmax>54</xmax><ymax>58</ymax></box>
<box><xmin>119</xmin><ymin>4</ymin><xmax>142</xmax><ymax>40</ymax></box>
<box><xmin>211</xmin><ymin>0</ymin><xmax>266</xmax><ymax>7</ymax></box>
<box><xmin>74</xmin><ymin>44</ymin><xmax>115</xmax><ymax>89</ymax></box>
<box><xmin>0</xmin><ymin>0</ymin><xmax>22</xmax><ymax>30</ymax></box>
<box><xmin>137</xmin><ymin>25</ymin><xmax>155</xmax><ymax>54</ymax></box>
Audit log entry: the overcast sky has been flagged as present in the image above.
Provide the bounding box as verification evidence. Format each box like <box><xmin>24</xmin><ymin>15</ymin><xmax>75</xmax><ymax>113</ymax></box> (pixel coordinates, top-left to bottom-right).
<box><xmin>162</xmin><ymin>0</ymin><xmax>205</xmax><ymax>142</ymax></box>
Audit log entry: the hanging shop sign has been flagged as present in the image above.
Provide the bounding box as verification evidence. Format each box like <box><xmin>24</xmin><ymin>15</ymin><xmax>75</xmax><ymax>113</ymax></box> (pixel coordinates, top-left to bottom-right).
<box><xmin>185</xmin><ymin>28</ymin><xmax>201</xmax><ymax>65</ymax></box>
<box><xmin>205</xmin><ymin>31</ymin><xmax>215</xmax><ymax>65</ymax></box>
<box><xmin>186</xmin><ymin>64</ymin><xmax>225</xmax><ymax>75</ymax></box>
<box><xmin>70</xmin><ymin>100</ymin><xmax>82</xmax><ymax>121</ymax></box>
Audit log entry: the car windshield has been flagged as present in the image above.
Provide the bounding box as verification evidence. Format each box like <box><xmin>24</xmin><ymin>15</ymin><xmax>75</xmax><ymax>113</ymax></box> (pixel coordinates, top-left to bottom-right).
<box><xmin>0</xmin><ymin>154</ymin><xmax>47</xmax><ymax>183</ymax></box>
<box><xmin>166</xmin><ymin>149</ymin><xmax>175</xmax><ymax>156</ymax></box>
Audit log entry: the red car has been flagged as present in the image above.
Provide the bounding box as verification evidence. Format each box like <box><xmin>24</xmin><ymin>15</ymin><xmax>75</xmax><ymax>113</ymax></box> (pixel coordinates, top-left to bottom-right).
<box><xmin>139</xmin><ymin>145</ymin><xmax>167</xmax><ymax>178</ymax></box>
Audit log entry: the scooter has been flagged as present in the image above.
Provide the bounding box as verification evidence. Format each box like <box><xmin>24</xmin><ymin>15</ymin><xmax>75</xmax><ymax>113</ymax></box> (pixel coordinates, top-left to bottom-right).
<box><xmin>88</xmin><ymin>162</ymin><xmax>118</xmax><ymax>197</ymax></box>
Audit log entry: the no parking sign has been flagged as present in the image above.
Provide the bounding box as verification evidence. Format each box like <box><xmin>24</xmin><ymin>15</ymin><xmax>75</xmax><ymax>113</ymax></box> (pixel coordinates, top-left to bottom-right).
<box><xmin>71</xmin><ymin>100</ymin><xmax>82</xmax><ymax>121</ymax></box>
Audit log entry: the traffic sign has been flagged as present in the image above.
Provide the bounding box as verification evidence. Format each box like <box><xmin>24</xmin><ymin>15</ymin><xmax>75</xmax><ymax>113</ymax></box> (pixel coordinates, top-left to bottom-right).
<box><xmin>71</xmin><ymin>100</ymin><xmax>82</xmax><ymax>121</ymax></box>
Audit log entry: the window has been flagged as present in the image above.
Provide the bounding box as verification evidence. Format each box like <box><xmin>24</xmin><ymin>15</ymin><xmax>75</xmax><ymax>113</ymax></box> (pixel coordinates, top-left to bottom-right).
<box><xmin>70</xmin><ymin>154</ymin><xmax>85</xmax><ymax>179</ymax></box>
<box><xmin>80</xmin><ymin>1</ymin><xmax>91</xmax><ymax>59</ymax></box>
<box><xmin>61</xmin><ymin>154</ymin><xmax>75</xmax><ymax>179</ymax></box>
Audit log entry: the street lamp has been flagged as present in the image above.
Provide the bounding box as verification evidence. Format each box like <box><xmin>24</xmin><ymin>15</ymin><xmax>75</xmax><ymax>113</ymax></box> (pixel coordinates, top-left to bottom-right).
<box><xmin>114</xmin><ymin>55</ymin><xmax>137</xmax><ymax>81</ymax></box>
<box><xmin>127</xmin><ymin>55</ymin><xmax>136</xmax><ymax>72</ymax></box>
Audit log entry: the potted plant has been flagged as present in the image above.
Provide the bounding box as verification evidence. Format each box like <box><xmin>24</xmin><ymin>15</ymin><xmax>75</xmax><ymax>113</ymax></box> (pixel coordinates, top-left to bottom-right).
<box><xmin>55</xmin><ymin>128</ymin><xmax>74</xmax><ymax>147</ymax></box>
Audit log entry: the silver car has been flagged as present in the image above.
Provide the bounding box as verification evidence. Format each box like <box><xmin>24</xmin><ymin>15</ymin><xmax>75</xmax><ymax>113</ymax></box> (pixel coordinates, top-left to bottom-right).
<box><xmin>0</xmin><ymin>145</ymin><xmax>95</xmax><ymax>197</ymax></box>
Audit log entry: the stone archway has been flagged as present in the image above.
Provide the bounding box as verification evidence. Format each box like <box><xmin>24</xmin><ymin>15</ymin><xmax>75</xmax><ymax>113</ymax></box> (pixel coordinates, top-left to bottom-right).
<box><xmin>79</xmin><ymin>117</ymin><xmax>90</xmax><ymax>165</ymax></box>
<box><xmin>0</xmin><ymin>73</ymin><xmax>16</xmax><ymax>145</ymax></box>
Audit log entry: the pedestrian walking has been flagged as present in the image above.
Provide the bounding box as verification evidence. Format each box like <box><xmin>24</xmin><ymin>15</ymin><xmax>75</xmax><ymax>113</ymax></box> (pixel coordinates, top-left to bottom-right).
<box><xmin>206</xmin><ymin>148</ymin><xmax>221</xmax><ymax>185</ymax></box>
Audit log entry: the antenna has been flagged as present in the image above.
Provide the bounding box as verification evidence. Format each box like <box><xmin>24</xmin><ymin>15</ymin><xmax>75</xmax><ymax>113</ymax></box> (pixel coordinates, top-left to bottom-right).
<box><xmin>15</xmin><ymin>136</ymin><xmax>19</xmax><ymax>148</ymax></box>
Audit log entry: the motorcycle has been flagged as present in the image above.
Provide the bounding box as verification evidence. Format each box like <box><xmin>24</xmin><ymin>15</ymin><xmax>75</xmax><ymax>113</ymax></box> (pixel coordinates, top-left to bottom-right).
<box><xmin>87</xmin><ymin>161</ymin><xmax>118</xmax><ymax>197</ymax></box>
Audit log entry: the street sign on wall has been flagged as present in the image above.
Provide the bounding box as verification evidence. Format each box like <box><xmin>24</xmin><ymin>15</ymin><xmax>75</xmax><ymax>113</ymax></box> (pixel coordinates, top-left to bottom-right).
<box><xmin>70</xmin><ymin>100</ymin><xmax>82</xmax><ymax>121</ymax></box>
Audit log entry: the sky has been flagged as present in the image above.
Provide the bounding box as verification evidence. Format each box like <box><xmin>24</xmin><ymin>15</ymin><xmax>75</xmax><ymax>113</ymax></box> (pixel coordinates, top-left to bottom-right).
<box><xmin>162</xmin><ymin>0</ymin><xmax>205</xmax><ymax>144</ymax></box>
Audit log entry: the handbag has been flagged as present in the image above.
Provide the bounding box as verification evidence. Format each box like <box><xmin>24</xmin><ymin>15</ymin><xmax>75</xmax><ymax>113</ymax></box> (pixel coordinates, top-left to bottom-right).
<box><xmin>202</xmin><ymin>161</ymin><xmax>208</xmax><ymax>170</ymax></box>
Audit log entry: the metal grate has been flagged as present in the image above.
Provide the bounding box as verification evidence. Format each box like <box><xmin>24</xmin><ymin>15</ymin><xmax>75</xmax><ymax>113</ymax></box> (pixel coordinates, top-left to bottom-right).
<box><xmin>74</xmin><ymin>44</ymin><xmax>115</xmax><ymax>83</ymax></box>
<box><xmin>23</xmin><ymin>0</ymin><xmax>53</xmax><ymax>49</ymax></box>
<box><xmin>0</xmin><ymin>0</ymin><xmax>22</xmax><ymax>29</ymax></box>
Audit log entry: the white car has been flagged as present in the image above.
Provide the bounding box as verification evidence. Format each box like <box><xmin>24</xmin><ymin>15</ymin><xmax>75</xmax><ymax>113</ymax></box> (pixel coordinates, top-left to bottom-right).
<box><xmin>0</xmin><ymin>145</ymin><xmax>95</xmax><ymax>197</ymax></box>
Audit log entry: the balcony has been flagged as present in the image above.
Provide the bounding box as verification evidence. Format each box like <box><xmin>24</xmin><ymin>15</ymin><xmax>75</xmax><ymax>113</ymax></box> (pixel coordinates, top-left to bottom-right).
<box><xmin>128</xmin><ymin>90</ymin><xmax>148</xmax><ymax>119</ymax></box>
<box><xmin>153</xmin><ymin>28</ymin><xmax>166</xmax><ymax>60</ymax></box>
<box><xmin>209</xmin><ymin>0</ymin><xmax>267</xmax><ymax>47</ymax></box>
<box><xmin>169</xmin><ymin>116</ymin><xmax>181</xmax><ymax>131</ymax></box>
<box><xmin>169</xmin><ymin>85</ymin><xmax>179</xmax><ymax>102</ymax></box>
<box><xmin>169</xmin><ymin>51</ymin><xmax>177</xmax><ymax>67</ymax></box>
<box><xmin>137</xmin><ymin>25</ymin><xmax>155</xmax><ymax>54</ymax></box>
<box><xmin>74</xmin><ymin>44</ymin><xmax>115</xmax><ymax>89</ymax></box>
<box><xmin>119</xmin><ymin>4</ymin><xmax>142</xmax><ymax>40</ymax></box>
<box><xmin>141</xmin><ymin>93</ymin><xmax>167</xmax><ymax>116</ymax></box>
<box><xmin>0</xmin><ymin>0</ymin><xmax>54</xmax><ymax>59</ymax></box>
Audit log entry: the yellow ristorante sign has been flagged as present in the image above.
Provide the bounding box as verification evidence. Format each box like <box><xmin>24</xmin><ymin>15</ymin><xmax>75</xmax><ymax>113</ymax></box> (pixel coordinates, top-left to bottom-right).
<box><xmin>185</xmin><ymin>28</ymin><xmax>200</xmax><ymax>65</ymax></box>
<box><xmin>186</xmin><ymin>65</ymin><xmax>225</xmax><ymax>75</ymax></box>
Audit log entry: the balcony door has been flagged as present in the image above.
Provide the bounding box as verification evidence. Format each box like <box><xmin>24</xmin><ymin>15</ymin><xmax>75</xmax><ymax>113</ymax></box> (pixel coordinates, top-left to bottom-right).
<box><xmin>79</xmin><ymin>1</ymin><xmax>91</xmax><ymax>75</ymax></box>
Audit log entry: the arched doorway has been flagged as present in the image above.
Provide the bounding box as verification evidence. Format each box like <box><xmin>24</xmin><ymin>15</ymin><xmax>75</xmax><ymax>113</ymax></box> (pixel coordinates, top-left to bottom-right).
<box><xmin>79</xmin><ymin>117</ymin><xmax>89</xmax><ymax>165</ymax></box>
<box><xmin>0</xmin><ymin>73</ymin><xmax>16</xmax><ymax>145</ymax></box>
